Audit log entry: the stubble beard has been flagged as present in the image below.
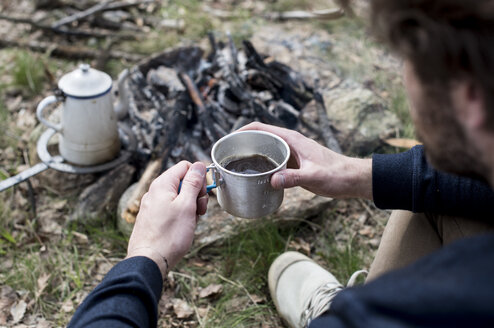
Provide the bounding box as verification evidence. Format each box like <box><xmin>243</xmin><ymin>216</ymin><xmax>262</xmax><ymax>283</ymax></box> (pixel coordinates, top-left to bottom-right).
<box><xmin>414</xmin><ymin>88</ymin><xmax>490</xmax><ymax>182</ymax></box>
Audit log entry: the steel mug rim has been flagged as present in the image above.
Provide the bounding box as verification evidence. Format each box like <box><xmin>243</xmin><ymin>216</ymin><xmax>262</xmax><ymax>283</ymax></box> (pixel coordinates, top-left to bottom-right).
<box><xmin>211</xmin><ymin>130</ymin><xmax>290</xmax><ymax>177</ymax></box>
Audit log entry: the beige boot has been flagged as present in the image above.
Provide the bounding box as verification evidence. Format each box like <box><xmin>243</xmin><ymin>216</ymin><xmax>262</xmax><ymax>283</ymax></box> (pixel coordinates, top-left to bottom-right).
<box><xmin>268</xmin><ymin>251</ymin><xmax>366</xmax><ymax>328</ymax></box>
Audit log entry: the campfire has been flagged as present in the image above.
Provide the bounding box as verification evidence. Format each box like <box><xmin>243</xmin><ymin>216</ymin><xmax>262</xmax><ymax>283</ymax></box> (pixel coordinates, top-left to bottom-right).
<box><xmin>119</xmin><ymin>35</ymin><xmax>341</xmax><ymax>223</ymax></box>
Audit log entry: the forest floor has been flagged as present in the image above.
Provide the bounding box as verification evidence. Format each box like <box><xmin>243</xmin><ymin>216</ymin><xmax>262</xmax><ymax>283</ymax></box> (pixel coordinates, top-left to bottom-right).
<box><xmin>0</xmin><ymin>0</ymin><xmax>410</xmax><ymax>327</ymax></box>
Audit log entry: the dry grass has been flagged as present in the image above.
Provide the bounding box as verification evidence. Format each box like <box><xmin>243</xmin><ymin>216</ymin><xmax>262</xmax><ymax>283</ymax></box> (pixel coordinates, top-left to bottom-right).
<box><xmin>0</xmin><ymin>1</ymin><xmax>399</xmax><ymax>326</ymax></box>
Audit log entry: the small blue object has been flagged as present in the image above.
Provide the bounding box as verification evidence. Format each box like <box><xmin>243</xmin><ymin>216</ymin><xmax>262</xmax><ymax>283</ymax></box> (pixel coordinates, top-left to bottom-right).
<box><xmin>178</xmin><ymin>168</ymin><xmax>217</xmax><ymax>194</ymax></box>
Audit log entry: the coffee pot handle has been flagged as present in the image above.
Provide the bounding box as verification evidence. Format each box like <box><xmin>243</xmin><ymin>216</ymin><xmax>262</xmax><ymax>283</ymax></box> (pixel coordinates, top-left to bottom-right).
<box><xmin>36</xmin><ymin>95</ymin><xmax>62</xmax><ymax>133</ymax></box>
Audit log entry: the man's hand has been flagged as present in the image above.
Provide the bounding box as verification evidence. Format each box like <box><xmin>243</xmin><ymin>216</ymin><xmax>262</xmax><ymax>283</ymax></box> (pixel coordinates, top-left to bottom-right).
<box><xmin>126</xmin><ymin>161</ymin><xmax>208</xmax><ymax>279</ymax></box>
<box><xmin>239</xmin><ymin>122</ymin><xmax>373</xmax><ymax>200</ymax></box>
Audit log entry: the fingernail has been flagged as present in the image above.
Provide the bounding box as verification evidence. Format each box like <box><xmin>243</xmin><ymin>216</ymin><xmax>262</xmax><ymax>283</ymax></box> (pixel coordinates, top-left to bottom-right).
<box><xmin>273</xmin><ymin>173</ymin><xmax>285</xmax><ymax>189</ymax></box>
<box><xmin>191</xmin><ymin>165</ymin><xmax>205</xmax><ymax>177</ymax></box>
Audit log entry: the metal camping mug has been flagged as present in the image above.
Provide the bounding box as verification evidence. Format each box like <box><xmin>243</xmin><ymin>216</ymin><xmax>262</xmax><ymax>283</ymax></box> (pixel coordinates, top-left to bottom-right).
<box><xmin>209</xmin><ymin>130</ymin><xmax>290</xmax><ymax>219</ymax></box>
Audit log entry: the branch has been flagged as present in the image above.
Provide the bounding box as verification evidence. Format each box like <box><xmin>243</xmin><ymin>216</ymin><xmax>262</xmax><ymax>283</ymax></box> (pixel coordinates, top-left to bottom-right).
<box><xmin>202</xmin><ymin>6</ymin><xmax>344</xmax><ymax>21</ymax></box>
<box><xmin>52</xmin><ymin>1</ymin><xmax>113</xmax><ymax>29</ymax></box>
<box><xmin>51</xmin><ymin>0</ymin><xmax>157</xmax><ymax>29</ymax></box>
<box><xmin>0</xmin><ymin>14</ymin><xmax>137</xmax><ymax>39</ymax></box>
<box><xmin>0</xmin><ymin>38</ymin><xmax>144</xmax><ymax>62</ymax></box>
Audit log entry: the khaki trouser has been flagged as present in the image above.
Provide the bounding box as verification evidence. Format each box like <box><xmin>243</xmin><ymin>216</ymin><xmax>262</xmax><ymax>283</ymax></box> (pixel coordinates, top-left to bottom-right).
<box><xmin>367</xmin><ymin>210</ymin><xmax>494</xmax><ymax>281</ymax></box>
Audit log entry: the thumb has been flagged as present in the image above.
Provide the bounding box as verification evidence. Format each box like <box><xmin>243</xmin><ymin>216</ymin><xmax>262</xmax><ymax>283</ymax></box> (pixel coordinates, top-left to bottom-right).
<box><xmin>271</xmin><ymin>169</ymin><xmax>302</xmax><ymax>189</ymax></box>
<box><xmin>177</xmin><ymin>162</ymin><xmax>206</xmax><ymax>207</ymax></box>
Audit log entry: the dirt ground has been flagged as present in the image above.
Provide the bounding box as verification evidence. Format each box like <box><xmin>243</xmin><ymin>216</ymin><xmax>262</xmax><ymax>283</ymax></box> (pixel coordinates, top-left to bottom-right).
<box><xmin>0</xmin><ymin>0</ymin><xmax>405</xmax><ymax>327</ymax></box>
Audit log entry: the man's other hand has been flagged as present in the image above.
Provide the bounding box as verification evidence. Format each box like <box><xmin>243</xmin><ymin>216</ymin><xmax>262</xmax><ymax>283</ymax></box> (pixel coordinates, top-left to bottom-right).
<box><xmin>126</xmin><ymin>161</ymin><xmax>208</xmax><ymax>278</ymax></box>
<box><xmin>239</xmin><ymin>122</ymin><xmax>373</xmax><ymax>200</ymax></box>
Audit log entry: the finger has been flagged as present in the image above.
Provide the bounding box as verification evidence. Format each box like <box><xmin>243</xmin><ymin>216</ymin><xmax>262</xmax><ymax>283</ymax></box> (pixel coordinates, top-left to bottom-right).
<box><xmin>149</xmin><ymin>161</ymin><xmax>191</xmax><ymax>196</ymax></box>
<box><xmin>271</xmin><ymin>169</ymin><xmax>302</xmax><ymax>189</ymax></box>
<box><xmin>176</xmin><ymin>162</ymin><xmax>207</xmax><ymax>208</ymax></box>
<box><xmin>197</xmin><ymin>194</ymin><xmax>209</xmax><ymax>216</ymax></box>
<box><xmin>238</xmin><ymin>122</ymin><xmax>295</xmax><ymax>141</ymax></box>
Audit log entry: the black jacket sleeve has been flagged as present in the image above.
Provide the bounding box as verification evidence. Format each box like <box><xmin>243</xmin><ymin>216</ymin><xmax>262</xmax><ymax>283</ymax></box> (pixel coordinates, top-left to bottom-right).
<box><xmin>68</xmin><ymin>256</ymin><xmax>163</xmax><ymax>328</ymax></box>
<box><xmin>372</xmin><ymin>145</ymin><xmax>494</xmax><ymax>218</ymax></box>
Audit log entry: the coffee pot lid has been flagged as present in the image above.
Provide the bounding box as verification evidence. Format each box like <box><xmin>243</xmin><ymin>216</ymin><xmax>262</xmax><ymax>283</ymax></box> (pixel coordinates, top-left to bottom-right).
<box><xmin>58</xmin><ymin>64</ymin><xmax>112</xmax><ymax>99</ymax></box>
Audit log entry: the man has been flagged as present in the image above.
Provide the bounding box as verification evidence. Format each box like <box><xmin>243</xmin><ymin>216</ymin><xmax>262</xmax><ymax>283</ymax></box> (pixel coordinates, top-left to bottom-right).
<box><xmin>68</xmin><ymin>0</ymin><xmax>494</xmax><ymax>327</ymax></box>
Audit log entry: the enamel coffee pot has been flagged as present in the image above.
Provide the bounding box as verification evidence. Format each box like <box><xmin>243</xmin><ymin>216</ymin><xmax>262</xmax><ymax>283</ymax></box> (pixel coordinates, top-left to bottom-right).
<box><xmin>36</xmin><ymin>64</ymin><xmax>120</xmax><ymax>166</ymax></box>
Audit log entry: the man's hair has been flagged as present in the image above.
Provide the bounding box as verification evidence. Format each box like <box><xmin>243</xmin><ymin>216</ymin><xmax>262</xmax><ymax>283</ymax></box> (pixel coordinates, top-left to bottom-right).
<box><xmin>340</xmin><ymin>0</ymin><xmax>494</xmax><ymax>125</ymax></box>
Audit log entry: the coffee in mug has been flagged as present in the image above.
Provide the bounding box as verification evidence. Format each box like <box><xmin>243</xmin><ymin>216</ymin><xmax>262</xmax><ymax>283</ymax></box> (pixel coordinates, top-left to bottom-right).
<box><xmin>222</xmin><ymin>154</ymin><xmax>278</xmax><ymax>175</ymax></box>
<box><xmin>209</xmin><ymin>130</ymin><xmax>290</xmax><ymax>219</ymax></box>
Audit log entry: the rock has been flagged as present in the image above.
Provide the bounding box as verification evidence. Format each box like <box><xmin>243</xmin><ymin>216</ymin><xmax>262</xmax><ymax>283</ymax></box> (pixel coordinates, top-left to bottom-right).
<box><xmin>117</xmin><ymin>185</ymin><xmax>332</xmax><ymax>247</ymax></box>
<box><xmin>194</xmin><ymin>187</ymin><xmax>333</xmax><ymax>247</ymax></box>
<box><xmin>323</xmin><ymin>80</ymin><xmax>401</xmax><ymax>156</ymax></box>
<box><xmin>71</xmin><ymin>164</ymin><xmax>135</xmax><ymax>223</ymax></box>
<box><xmin>249</xmin><ymin>24</ymin><xmax>401</xmax><ymax>157</ymax></box>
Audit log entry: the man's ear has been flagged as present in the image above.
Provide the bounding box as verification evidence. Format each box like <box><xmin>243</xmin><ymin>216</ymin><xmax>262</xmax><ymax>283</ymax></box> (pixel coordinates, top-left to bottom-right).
<box><xmin>452</xmin><ymin>81</ymin><xmax>487</xmax><ymax>130</ymax></box>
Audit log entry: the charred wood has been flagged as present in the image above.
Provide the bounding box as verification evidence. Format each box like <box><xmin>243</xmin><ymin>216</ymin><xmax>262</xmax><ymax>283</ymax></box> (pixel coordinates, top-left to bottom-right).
<box><xmin>314</xmin><ymin>91</ymin><xmax>342</xmax><ymax>153</ymax></box>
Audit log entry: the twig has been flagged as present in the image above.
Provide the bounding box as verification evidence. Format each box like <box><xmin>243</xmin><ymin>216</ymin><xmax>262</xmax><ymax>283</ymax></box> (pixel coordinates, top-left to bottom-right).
<box><xmin>104</xmin><ymin>0</ymin><xmax>156</xmax><ymax>11</ymax></box>
<box><xmin>0</xmin><ymin>38</ymin><xmax>144</xmax><ymax>61</ymax></box>
<box><xmin>169</xmin><ymin>271</ymin><xmax>197</xmax><ymax>281</ymax></box>
<box><xmin>202</xmin><ymin>5</ymin><xmax>344</xmax><ymax>21</ymax></box>
<box><xmin>52</xmin><ymin>1</ymin><xmax>113</xmax><ymax>29</ymax></box>
<box><xmin>0</xmin><ymin>14</ymin><xmax>136</xmax><ymax>39</ymax></box>
<box><xmin>357</xmin><ymin>199</ymin><xmax>385</xmax><ymax>229</ymax></box>
<box><xmin>22</xmin><ymin>149</ymin><xmax>37</xmax><ymax>218</ymax></box>
<box><xmin>193</xmin><ymin>304</ymin><xmax>209</xmax><ymax>327</ymax></box>
<box><xmin>265</xmin><ymin>8</ymin><xmax>344</xmax><ymax>21</ymax></box>
<box><xmin>52</xmin><ymin>0</ymin><xmax>156</xmax><ymax>29</ymax></box>
<box><xmin>217</xmin><ymin>274</ymin><xmax>259</xmax><ymax>307</ymax></box>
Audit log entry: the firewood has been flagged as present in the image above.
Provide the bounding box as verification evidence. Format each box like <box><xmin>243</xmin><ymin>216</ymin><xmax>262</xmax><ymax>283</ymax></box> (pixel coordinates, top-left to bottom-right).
<box><xmin>51</xmin><ymin>0</ymin><xmax>156</xmax><ymax>30</ymax></box>
<box><xmin>51</xmin><ymin>0</ymin><xmax>113</xmax><ymax>29</ymax></box>
<box><xmin>0</xmin><ymin>38</ymin><xmax>143</xmax><ymax>61</ymax></box>
<box><xmin>121</xmin><ymin>158</ymin><xmax>162</xmax><ymax>224</ymax></box>
<box><xmin>314</xmin><ymin>91</ymin><xmax>342</xmax><ymax>153</ymax></box>
<box><xmin>203</xmin><ymin>6</ymin><xmax>344</xmax><ymax>21</ymax></box>
<box><xmin>0</xmin><ymin>14</ymin><xmax>136</xmax><ymax>39</ymax></box>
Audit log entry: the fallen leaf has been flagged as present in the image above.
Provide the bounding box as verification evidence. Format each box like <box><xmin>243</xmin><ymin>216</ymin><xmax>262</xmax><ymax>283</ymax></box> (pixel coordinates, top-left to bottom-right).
<box><xmin>0</xmin><ymin>286</ymin><xmax>17</xmax><ymax>325</ymax></box>
<box><xmin>61</xmin><ymin>299</ymin><xmax>74</xmax><ymax>313</ymax></box>
<box><xmin>251</xmin><ymin>294</ymin><xmax>266</xmax><ymax>304</ymax></box>
<box><xmin>10</xmin><ymin>300</ymin><xmax>26</xmax><ymax>324</ymax></box>
<box><xmin>35</xmin><ymin>273</ymin><xmax>50</xmax><ymax>299</ymax></box>
<box><xmin>37</xmin><ymin>209</ymin><xmax>63</xmax><ymax>235</ymax></box>
<box><xmin>72</xmin><ymin>231</ymin><xmax>89</xmax><ymax>244</ymax></box>
<box><xmin>358</xmin><ymin>226</ymin><xmax>374</xmax><ymax>237</ymax></box>
<box><xmin>6</xmin><ymin>96</ymin><xmax>22</xmax><ymax>112</ymax></box>
<box><xmin>224</xmin><ymin>296</ymin><xmax>249</xmax><ymax>311</ymax></box>
<box><xmin>288</xmin><ymin>237</ymin><xmax>311</xmax><ymax>256</ymax></box>
<box><xmin>384</xmin><ymin>138</ymin><xmax>422</xmax><ymax>149</ymax></box>
<box><xmin>52</xmin><ymin>199</ymin><xmax>68</xmax><ymax>211</ymax></box>
<box><xmin>189</xmin><ymin>259</ymin><xmax>206</xmax><ymax>268</ymax></box>
<box><xmin>198</xmin><ymin>284</ymin><xmax>223</xmax><ymax>299</ymax></box>
<box><xmin>34</xmin><ymin>318</ymin><xmax>51</xmax><ymax>328</ymax></box>
<box><xmin>197</xmin><ymin>306</ymin><xmax>209</xmax><ymax>318</ymax></box>
<box><xmin>172</xmin><ymin>298</ymin><xmax>194</xmax><ymax>319</ymax></box>
<box><xmin>95</xmin><ymin>261</ymin><xmax>113</xmax><ymax>280</ymax></box>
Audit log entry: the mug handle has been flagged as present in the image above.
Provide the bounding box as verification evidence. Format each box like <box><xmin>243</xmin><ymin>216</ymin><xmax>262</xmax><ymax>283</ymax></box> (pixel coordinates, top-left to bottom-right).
<box><xmin>36</xmin><ymin>95</ymin><xmax>62</xmax><ymax>132</ymax></box>
<box><xmin>178</xmin><ymin>165</ymin><xmax>217</xmax><ymax>194</ymax></box>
